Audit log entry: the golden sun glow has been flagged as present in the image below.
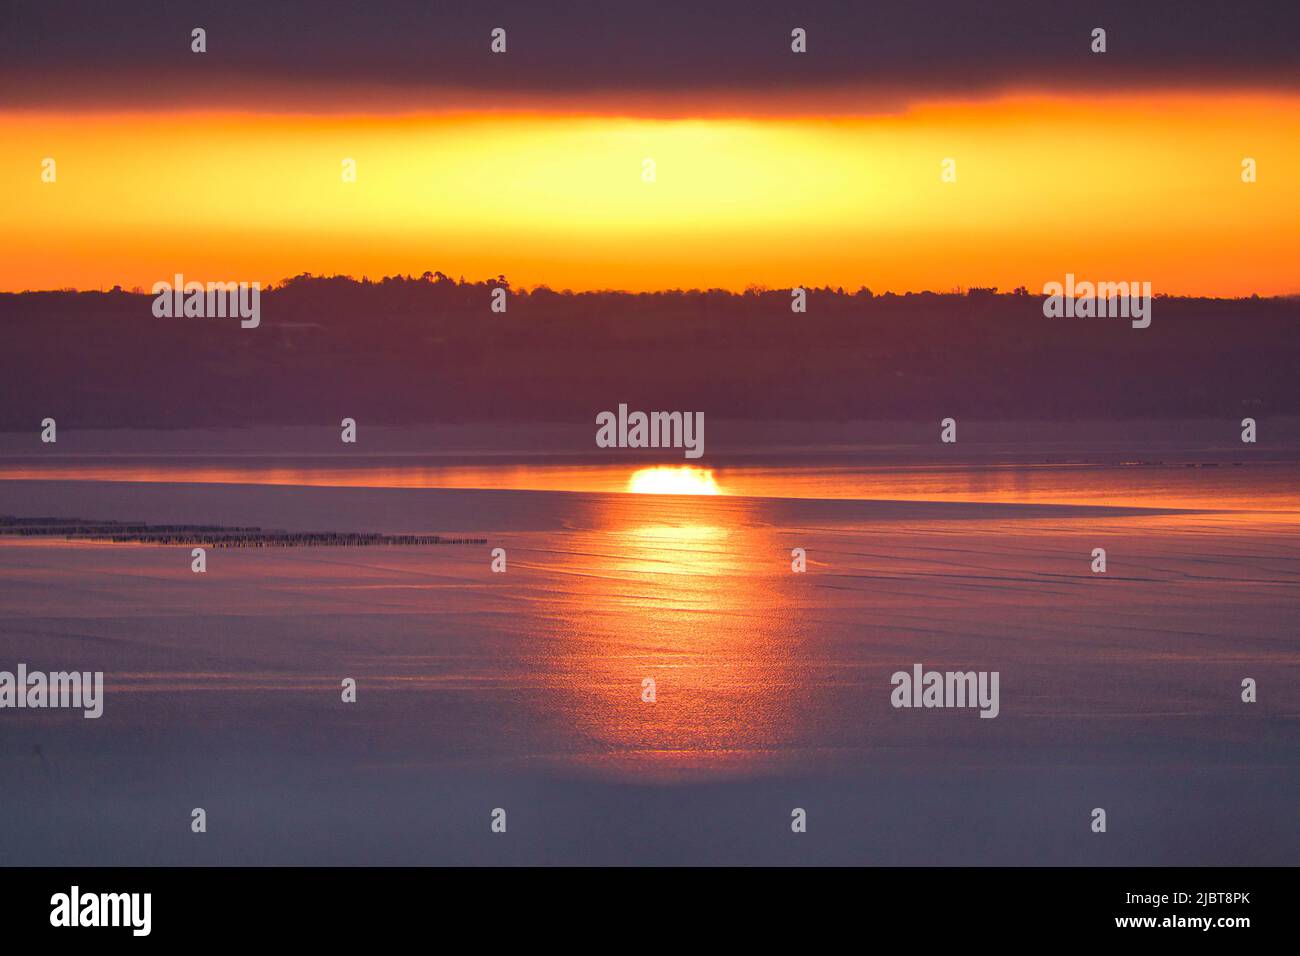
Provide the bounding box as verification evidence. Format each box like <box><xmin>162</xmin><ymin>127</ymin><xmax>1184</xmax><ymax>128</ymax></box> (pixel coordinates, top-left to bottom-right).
<box><xmin>2</xmin><ymin>92</ymin><xmax>1297</xmax><ymax>294</ymax></box>
<box><xmin>627</xmin><ymin>466</ymin><xmax>721</xmax><ymax>496</ymax></box>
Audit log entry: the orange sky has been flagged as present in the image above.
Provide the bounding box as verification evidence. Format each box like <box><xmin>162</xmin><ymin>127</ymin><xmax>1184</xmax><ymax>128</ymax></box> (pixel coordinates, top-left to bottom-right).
<box><xmin>2</xmin><ymin>91</ymin><xmax>1297</xmax><ymax>295</ymax></box>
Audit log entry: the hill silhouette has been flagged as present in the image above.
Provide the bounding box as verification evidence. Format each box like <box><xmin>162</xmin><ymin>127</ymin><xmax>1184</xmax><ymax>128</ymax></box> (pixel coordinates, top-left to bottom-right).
<box><xmin>1</xmin><ymin>274</ymin><xmax>1296</xmax><ymax>429</ymax></box>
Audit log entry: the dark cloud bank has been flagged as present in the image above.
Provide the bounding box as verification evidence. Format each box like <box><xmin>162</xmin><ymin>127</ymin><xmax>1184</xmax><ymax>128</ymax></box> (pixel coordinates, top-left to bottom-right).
<box><xmin>3</xmin><ymin>0</ymin><xmax>1297</xmax><ymax>111</ymax></box>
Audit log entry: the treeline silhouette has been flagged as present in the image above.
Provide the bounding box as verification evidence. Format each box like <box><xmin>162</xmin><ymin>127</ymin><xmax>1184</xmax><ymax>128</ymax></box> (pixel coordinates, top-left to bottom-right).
<box><xmin>1</xmin><ymin>273</ymin><xmax>1296</xmax><ymax>428</ymax></box>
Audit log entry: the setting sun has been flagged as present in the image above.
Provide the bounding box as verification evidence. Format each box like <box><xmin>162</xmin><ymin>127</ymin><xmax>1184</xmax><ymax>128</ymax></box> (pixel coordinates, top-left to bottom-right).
<box><xmin>627</xmin><ymin>466</ymin><xmax>722</xmax><ymax>496</ymax></box>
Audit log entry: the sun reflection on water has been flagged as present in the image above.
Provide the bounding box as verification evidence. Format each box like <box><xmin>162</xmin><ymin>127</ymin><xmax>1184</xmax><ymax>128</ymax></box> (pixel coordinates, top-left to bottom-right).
<box><xmin>531</xmin><ymin>492</ymin><xmax>805</xmax><ymax>780</ymax></box>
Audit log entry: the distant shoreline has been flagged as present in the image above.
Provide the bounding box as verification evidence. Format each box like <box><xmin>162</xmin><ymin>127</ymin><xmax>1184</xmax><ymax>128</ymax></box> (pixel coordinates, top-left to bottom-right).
<box><xmin>4</xmin><ymin>280</ymin><xmax>1297</xmax><ymax>428</ymax></box>
<box><xmin>0</xmin><ymin>515</ymin><xmax>487</xmax><ymax>548</ymax></box>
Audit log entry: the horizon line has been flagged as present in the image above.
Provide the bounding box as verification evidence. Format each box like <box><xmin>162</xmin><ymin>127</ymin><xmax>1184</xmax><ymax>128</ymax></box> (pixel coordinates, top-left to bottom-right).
<box><xmin>4</xmin><ymin>275</ymin><xmax>1297</xmax><ymax>301</ymax></box>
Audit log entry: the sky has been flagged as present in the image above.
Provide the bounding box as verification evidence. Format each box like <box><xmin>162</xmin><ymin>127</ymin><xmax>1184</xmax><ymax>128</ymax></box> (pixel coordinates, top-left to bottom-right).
<box><xmin>2</xmin><ymin>0</ymin><xmax>1297</xmax><ymax>294</ymax></box>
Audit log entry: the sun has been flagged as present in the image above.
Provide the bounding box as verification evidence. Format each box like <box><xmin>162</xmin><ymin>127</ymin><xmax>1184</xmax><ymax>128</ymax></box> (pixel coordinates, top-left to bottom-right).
<box><xmin>627</xmin><ymin>466</ymin><xmax>721</xmax><ymax>496</ymax></box>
